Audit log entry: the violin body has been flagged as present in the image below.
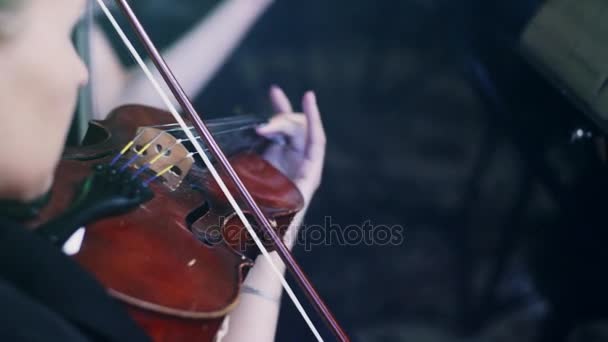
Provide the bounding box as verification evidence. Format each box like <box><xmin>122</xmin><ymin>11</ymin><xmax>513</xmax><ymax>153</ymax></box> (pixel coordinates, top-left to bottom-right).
<box><xmin>34</xmin><ymin>105</ymin><xmax>304</xmax><ymax>341</ymax></box>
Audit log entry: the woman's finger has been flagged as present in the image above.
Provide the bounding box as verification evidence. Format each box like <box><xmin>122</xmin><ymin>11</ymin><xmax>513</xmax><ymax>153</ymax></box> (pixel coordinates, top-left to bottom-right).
<box><xmin>256</xmin><ymin>114</ymin><xmax>306</xmax><ymax>152</ymax></box>
<box><xmin>256</xmin><ymin>113</ymin><xmax>305</xmax><ymax>135</ymax></box>
<box><xmin>270</xmin><ymin>85</ymin><xmax>294</xmax><ymax>114</ymax></box>
<box><xmin>302</xmin><ymin>91</ymin><xmax>326</xmax><ymax>158</ymax></box>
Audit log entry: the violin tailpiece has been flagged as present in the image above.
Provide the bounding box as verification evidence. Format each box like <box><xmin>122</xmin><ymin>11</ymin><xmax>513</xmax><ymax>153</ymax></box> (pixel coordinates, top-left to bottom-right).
<box><xmin>35</xmin><ymin>164</ymin><xmax>153</xmax><ymax>246</ymax></box>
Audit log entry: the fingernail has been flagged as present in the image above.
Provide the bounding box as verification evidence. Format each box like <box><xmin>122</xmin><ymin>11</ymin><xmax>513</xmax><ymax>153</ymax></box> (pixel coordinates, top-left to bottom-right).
<box><xmin>305</xmin><ymin>90</ymin><xmax>316</xmax><ymax>103</ymax></box>
<box><xmin>256</xmin><ymin>124</ymin><xmax>268</xmax><ymax>133</ymax></box>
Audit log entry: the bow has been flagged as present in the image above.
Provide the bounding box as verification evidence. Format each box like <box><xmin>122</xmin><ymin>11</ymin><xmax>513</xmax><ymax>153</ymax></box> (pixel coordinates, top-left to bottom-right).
<box><xmin>94</xmin><ymin>1</ymin><xmax>349</xmax><ymax>340</ymax></box>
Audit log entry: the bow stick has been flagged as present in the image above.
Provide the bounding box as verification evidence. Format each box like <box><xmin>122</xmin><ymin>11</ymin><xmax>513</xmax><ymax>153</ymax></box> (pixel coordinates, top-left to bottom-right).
<box><xmin>95</xmin><ymin>1</ymin><xmax>349</xmax><ymax>340</ymax></box>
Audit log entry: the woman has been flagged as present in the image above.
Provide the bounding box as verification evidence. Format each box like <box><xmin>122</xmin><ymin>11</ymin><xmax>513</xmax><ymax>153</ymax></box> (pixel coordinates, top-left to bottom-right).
<box><xmin>0</xmin><ymin>0</ymin><xmax>326</xmax><ymax>341</ymax></box>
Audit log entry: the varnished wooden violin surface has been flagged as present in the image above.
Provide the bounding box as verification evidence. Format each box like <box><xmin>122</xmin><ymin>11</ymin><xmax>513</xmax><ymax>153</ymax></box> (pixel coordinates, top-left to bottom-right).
<box><xmin>33</xmin><ymin>105</ymin><xmax>304</xmax><ymax>341</ymax></box>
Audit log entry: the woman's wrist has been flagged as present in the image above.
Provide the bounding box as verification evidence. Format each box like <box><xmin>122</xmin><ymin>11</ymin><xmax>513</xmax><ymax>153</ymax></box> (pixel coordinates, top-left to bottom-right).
<box><xmin>241</xmin><ymin>284</ymin><xmax>282</xmax><ymax>304</ymax></box>
<box><xmin>241</xmin><ymin>253</ymin><xmax>285</xmax><ymax>301</ymax></box>
<box><xmin>239</xmin><ymin>196</ymin><xmax>312</xmax><ymax>300</ymax></box>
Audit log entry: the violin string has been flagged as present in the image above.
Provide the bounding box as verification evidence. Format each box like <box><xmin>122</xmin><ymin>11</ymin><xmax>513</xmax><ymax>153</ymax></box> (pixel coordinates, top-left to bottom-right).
<box><xmin>110</xmin><ymin>129</ymin><xmax>146</xmax><ymax>166</ymax></box>
<box><xmin>119</xmin><ymin>152</ymin><xmax>142</xmax><ymax>172</ymax></box>
<box><xmin>143</xmin><ymin>153</ymin><xmax>196</xmax><ymax>186</ymax></box>
<box><xmin>151</xmin><ymin>115</ymin><xmax>263</xmax><ymax>130</ymax></box>
<box><xmin>130</xmin><ymin>163</ymin><xmax>150</xmax><ymax>180</ymax></box>
<box><xmin>164</xmin><ymin>122</ymin><xmax>259</xmax><ymax>134</ymax></box>
<box><xmin>109</xmin><ymin>124</ymin><xmax>257</xmax><ymax>171</ymax></box>
<box><xmin>150</xmin><ymin>118</ymin><xmax>253</xmax><ymax>129</ymax></box>
<box><xmin>129</xmin><ymin>140</ymin><xmax>180</xmax><ymax>180</ymax></box>
<box><xmin>96</xmin><ymin>1</ymin><xmax>323</xmax><ymax>340</ymax></box>
<box><xmin>119</xmin><ymin>131</ymin><xmax>164</xmax><ymax>172</ymax></box>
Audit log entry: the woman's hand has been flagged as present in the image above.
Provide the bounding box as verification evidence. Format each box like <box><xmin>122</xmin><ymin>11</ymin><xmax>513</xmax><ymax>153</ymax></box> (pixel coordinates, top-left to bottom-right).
<box><xmin>256</xmin><ymin>86</ymin><xmax>326</xmax><ymax>204</ymax></box>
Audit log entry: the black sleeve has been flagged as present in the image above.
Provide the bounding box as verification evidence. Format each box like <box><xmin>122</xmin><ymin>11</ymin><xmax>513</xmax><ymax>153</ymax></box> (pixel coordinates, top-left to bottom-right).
<box><xmin>0</xmin><ymin>279</ymin><xmax>90</xmax><ymax>341</ymax></box>
<box><xmin>0</xmin><ymin>219</ymin><xmax>150</xmax><ymax>342</ymax></box>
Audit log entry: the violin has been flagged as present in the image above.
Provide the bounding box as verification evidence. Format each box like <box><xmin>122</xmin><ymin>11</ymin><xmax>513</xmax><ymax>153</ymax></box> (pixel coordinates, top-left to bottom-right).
<box><xmin>32</xmin><ymin>0</ymin><xmax>349</xmax><ymax>341</ymax></box>
<box><xmin>33</xmin><ymin>104</ymin><xmax>302</xmax><ymax>341</ymax></box>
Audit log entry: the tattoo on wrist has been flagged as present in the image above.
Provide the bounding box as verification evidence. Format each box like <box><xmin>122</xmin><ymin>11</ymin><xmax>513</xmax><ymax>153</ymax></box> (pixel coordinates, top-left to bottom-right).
<box><xmin>241</xmin><ymin>285</ymin><xmax>281</xmax><ymax>304</ymax></box>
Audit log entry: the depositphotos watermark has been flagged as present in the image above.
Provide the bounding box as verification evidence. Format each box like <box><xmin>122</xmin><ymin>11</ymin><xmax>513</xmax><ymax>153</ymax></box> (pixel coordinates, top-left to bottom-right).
<box><xmin>294</xmin><ymin>217</ymin><xmax>405</xmax><ymax>251</ymax></box>
<box><xmin>202</xmin><ymin>216</ymin><xmax>405</xmax><ymax>252</ymax></box>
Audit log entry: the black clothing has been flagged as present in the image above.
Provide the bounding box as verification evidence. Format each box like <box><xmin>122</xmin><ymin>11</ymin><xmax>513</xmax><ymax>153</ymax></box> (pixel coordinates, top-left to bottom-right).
<box><xmin>0</xmin><ymin>218</ymin><xmax>150</xmax><ymax>341</ymax></box>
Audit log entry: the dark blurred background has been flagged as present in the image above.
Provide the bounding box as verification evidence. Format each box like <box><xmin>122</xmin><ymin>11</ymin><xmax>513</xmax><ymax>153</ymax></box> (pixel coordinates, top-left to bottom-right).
<box><xmin>101</xmin><ymin>0</ymin><xmax>608</xmax><ymax>341</ymax></box>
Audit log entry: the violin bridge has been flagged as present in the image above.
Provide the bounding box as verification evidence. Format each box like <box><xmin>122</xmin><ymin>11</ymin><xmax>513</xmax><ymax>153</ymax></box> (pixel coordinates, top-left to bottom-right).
<box><xmin>126</xmin><ymin>127</ymin><xmax>194</xmax><ymax>191</ymax></box>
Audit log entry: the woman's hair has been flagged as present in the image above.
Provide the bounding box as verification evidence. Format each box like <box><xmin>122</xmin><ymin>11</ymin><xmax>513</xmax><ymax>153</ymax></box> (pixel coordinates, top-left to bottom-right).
<box><xmin>0</xmin><ymin>0</ymin><xmax>19</xmax><ymax>10</ymax></box>
<box><xmin>0</xmin><ymin>0</ymin><xmax>23</xmax><ymax>37</ymax></box>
